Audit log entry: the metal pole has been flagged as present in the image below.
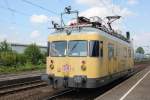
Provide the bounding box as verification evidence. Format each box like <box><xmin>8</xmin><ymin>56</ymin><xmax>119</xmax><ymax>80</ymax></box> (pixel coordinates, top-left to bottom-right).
<box><xmin>61</xmin><ymin>13</ymin><xmax>63</xmax><ymax>28</ymax></box>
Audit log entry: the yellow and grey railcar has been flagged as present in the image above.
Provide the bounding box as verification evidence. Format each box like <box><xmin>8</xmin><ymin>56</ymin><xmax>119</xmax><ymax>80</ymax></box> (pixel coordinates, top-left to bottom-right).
<box><xmin>45</xmin><ymin>27</ymin><xmax>134</xmax><ymax>88</ymax></box>
<box><xmin>42</xmin><ymin>7</ymin><xmax>134</xmax><ymax>88</ymax></box>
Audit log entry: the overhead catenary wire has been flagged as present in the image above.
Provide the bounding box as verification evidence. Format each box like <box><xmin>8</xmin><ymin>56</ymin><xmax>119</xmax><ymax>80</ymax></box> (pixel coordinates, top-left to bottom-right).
<box><xmin>2</xmin><ymin>0</ymin><xmax>29</xmax><ymax>17</ymax></box>
<box><xmin>0</xmin><ymin>0</ymin><xmax>30</xmax><ymax>26</ymax></box>
<box><xmin>0</xmin><ymin>5</ymin><xmax>29</xmax><ymax>16</ymax></box>
<box><xmin>3</xmin><ymin>0</ymin><xmax>16</xmax><ymax>24</ymax></box>
<box><xmin>22</xmin><ymin>0</ymin><xmax>78</xmax><ymax>26</ymax></box>
<box><xmin>22</xmin><ymin>0</ymin><xmax>59</xmax><ymax>15</ymax></box>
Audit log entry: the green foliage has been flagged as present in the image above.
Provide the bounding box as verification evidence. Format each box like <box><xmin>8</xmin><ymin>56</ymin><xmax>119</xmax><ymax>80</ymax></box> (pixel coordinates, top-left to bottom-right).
<box><xmin>17</xmin><ymin>54</ymin><xmax>27</xmax><ymax>65</ymax></box>
<box><xmin>0</xmin><ymin>51</ymin><xmax>17</xmax><ymax>66</ymax></box>
<box><xmin>40</xmin><ymin>51</ymin><xmax>47</xmax><ymax>64</ymax></box>
<box><xmin>0</xmin><ymin>41</ymin><xmax>46</xmax><ymax>73</ymax></box>
<box><xmin>24</xmin><ymin>44</ymin><xmax>42</xmax><ymax>65</ymax></box>
<box><xmin>0</xmin><ymin>64</ymin><xmax>45</xmax><ymax>74</ymax></box>
<box><xmin>136</xmin><ymin>47</ymin><xmax>145</xmax><ymax>54</ymax></box>
<box><xmin>0</xmin><ymin>40</ymin><xmax>12</xmax><ymax>52</ymax></box>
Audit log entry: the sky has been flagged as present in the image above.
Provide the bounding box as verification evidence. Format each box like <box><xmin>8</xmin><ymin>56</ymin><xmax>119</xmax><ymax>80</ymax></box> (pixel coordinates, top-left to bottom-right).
<box><xmin>0</xmin><ymin>0</ymin><xmax>150</xmax><ymax>53</ymax></box>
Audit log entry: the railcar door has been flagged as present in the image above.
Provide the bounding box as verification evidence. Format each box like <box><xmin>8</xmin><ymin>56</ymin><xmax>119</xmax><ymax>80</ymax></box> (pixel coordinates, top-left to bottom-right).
<box><xmin>108</xmin><ymin>43</ymin><xmax>115</xmax><ymax>75</ymax></box>
<box><xmin>123</xmin><ymin>47</ymin><xmax>128</xmax><ymax>70</ymax></box>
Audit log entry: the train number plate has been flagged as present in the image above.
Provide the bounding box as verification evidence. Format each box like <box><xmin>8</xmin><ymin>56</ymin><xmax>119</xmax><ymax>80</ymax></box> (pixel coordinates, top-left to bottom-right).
<box><xmin>63</xmin><ymin>64</ymin><xmax>70</xmax><ymax>72</ymax></box>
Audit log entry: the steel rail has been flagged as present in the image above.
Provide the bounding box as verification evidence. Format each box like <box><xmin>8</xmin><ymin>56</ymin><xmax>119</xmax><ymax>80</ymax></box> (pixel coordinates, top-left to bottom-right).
<box><xmin>0</xmin><ymin>80</ymin><xmax>47</xmax><ymax>95</ymax></box>
<box><xmin>45</xmin><ymin>89</ymin><xmax>74</xmax><ymax>100</ymax></box>
<box><xmin>0</xmin><ymin>80</ymin><xmax>42</xmax><ymax>90</ymax></box>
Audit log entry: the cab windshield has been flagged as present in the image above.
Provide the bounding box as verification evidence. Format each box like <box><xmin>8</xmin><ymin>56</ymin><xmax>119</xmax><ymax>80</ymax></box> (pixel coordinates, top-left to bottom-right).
<box><xmin>68</xmin><ymin>41</ymin><xmax>87</xmax><ymax>57</ymax></box>
<box><xmin>50</xmin><ymin>41</ymin><xmax>67</xmax><ymax>57</ymax></box>
<box><xmin>50</xmin><ymin>40</ymin><xmax>88</xmax><ymax>57</ymax></box>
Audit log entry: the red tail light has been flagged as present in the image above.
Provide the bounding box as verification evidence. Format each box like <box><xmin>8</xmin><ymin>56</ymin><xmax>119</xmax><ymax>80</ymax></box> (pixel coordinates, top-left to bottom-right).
<box><xmin>82</xmin><ymin>60</ymin><xmax>85</xmax><ymax>64</ymax></box>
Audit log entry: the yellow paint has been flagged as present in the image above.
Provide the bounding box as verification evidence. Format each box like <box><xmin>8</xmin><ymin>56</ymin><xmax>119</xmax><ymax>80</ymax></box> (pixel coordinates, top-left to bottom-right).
<box><xmin>47</xmin><ymin>33</ymin><xmax>134</xmax><ymax>78</ymax></box>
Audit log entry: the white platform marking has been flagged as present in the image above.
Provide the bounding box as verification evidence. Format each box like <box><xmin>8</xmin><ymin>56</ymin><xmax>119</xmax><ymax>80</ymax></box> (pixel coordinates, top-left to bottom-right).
<box><xmin>120</xmin><ymin>70</ymin><xmax>150</xmax><ymax>100</ymax></box>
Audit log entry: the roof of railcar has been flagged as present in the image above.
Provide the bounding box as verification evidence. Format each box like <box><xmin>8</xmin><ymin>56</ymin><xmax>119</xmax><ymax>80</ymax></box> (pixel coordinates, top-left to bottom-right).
<box><xmin>49</xmin><ymin>27</ymin><xmax>132</xmax><ymax>46</ymax></box>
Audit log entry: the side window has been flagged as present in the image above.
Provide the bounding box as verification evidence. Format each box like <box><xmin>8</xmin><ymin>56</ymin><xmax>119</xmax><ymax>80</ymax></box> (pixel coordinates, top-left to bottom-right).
<box><xmin>108</xmin><ymin>44</ymin><xmax>114</xmax><ymax>59</ymax></box>
<box><xmin>116</xmin><ymin>46</ymin><xmax>118</xmax><ymax>57</ymax></box>
<box><xmin>128</xmin><ymin>49</ymin><xmax>131</xmax><ymax>57</ymax></box>
<box><xmin>89</xmin><ymin>41</ymin><xmax>99</xmax><ymax>57</ymax></box>
<box><xmin>100</xmin><ymin>41</ymin><xmax>103</xmax><ymax>57</ymax></box>
<box><xmin>124</xmin><ymin>47</ymin><xmax>127</xmax><ymax>58</ymax></box>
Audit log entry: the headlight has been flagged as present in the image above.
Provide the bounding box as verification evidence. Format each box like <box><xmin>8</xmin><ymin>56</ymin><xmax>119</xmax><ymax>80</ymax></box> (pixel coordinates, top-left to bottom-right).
<box><xmin>81</xmin><ymin>65</ymin><xmax>86</xmax><ymax>71</ymax></box>
<box><xmin>50</xmin><ymin>64</ymin><xmax>54</xmax><ymax>69</ymax></box>
<box><xmin>50</xmin><ymin>60</ymin><xmax>54</xmax><ymax>70</ymax></box>
<box><xmin>81</xmin><ymin>60</ymin><xmax>86</xmax><ymax>71</ymax></box>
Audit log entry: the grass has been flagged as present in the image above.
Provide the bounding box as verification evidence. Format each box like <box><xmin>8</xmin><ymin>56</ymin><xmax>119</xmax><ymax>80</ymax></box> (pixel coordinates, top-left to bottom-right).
<box><xmin>0</xmin><ymin>63</ymin><xmax>46</xmax><ymax>74</ymax></box>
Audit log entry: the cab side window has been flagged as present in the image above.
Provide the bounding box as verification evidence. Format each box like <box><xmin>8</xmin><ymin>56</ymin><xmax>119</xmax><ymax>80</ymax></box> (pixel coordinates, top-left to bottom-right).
<box><xmin>48</xmin><ymin>42</ymin><xmax>50</xmax><ymax>56</ymax></box>
<box><xmin>108</xmin><ymin>44</ymin><xmax>114</xmax><ymax>59</ymax></box>
<box><xmin>123</xmin><ymin>47</ymin><xmax>127</xmax><ymax>58</ymax></box>
<box><xmin>128</xmin><ymin>49</ymin><xmax>131</xmax><ymax>57</ymax></box>
<box><xmin>100</xmin><ymin>41</ymin><xmax>103</xmax><ymax>57</ymax></box>
<box><xmin>89</xmin><ymin>41</ymin><xmax>99</xmax><ymax>57</ymax></box>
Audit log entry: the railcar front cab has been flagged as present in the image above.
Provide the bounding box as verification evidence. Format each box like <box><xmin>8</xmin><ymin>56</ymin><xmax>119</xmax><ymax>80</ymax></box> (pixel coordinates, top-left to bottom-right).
<box><xmin>43</xmin><ymin>33</ymin><xmax>104</xmax><ymax>88</ymax></box>
<box><xmin>48</xmin><ymin>40</ymin><xmax>103</xmax><ymax>88</ymax></box>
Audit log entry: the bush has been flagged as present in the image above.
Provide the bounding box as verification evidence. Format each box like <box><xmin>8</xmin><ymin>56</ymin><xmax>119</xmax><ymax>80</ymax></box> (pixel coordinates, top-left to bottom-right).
<box><xmin>0</xmin><ymin>51</ymin><xmax>17</xmax><ymax>66</ymax></box>
<box><xmin>17</xmin><ymin>54</ymin><xmax>27</xmax><ymax>65</ymax></box>
<box><xmin>0</xmin><ymin>41</ymin><xmax>46</xmax><ymax>69</ymax></box>
<box><xmin>24</xmin><ymin>44</ymin><xmax>42</xmax><ymax>65</ymax></box>
<box><xmin>40</xmin><ymin>51</ymin><xmax>47</xmax><ymax>64</ymax></box>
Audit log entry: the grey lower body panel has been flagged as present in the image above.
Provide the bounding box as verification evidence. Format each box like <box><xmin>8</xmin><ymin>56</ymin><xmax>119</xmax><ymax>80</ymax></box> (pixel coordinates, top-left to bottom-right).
<box><xmin>42</xmin><ymin>69</ymin><xmax>132</xmax><ymax>88</ymax></box>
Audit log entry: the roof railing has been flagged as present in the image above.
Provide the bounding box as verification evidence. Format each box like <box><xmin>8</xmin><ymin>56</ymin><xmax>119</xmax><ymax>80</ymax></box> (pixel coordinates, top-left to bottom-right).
<box><xmin>50</xmin><ymin>6</ymin><xmax>130</xmax><ymax>43</ymax></box>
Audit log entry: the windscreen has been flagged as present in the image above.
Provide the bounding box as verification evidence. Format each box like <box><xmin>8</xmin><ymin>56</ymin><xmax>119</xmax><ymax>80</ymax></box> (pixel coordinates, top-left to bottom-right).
<box><xmin>68</xmin><ymin>41</ymin><xmax>87</xmax><ymax>57</ymax></box>
<box><xmin>50</xmin><ymin>41</ymin><xmax>67</xmax><ymax>57</ymax></box>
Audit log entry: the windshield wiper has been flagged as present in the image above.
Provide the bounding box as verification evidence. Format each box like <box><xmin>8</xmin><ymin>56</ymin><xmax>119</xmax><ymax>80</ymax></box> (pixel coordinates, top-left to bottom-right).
<box><xmin>68</xmin><ymin>42</ymin><xmax>79</xmax><ymax>55</ymax></box>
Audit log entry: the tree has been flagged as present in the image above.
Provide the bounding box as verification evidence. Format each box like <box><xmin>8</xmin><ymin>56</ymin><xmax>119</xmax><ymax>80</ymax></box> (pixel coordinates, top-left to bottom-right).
<box><xmin>40</xmin><ymin>51</ymin><xmax>47</xmax><ymax>64</ymax></box>
<box><xmin>0</xmin><ymin>40</ymin><xmax>13</xmax><ymax>66</ymax></box>
<box><xmin>24</xmin><ymin>44</ymin><xmax>42</xmax><ymax>65</ymax></box>
<box><xmin>16</xmin><ymin>53</ymin><xmax>27</xmax><ymax>65</ymax></box>
<box><xmin>0</xmin><ymin>40</ymin><xmax>12</xmax><ymax>52</ymax></box>
<box><xmin>136</xmin><ymin>47</ymin><xmax>145</xmax><ymax>54</ymax></box>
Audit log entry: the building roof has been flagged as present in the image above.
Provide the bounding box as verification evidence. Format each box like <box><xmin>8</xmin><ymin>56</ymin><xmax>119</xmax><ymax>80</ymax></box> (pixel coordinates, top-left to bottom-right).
<box><xmin>10</xmin><ymin>43</ymin><xmax>47</xmax><ymax>48</ymax></box>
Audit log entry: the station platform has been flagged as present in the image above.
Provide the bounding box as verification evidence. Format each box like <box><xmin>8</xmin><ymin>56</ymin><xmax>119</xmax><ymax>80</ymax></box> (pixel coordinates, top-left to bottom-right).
<box><xmin>0</xmin><ymin>70</ymin><xmax>44</xmax><ymax>80</ymax></box>
<box><xmin>0</xmin><ymin>71</ymin><xmax>46</xmax><ymax>88</ymax></box>
<box><xmin>95</xmin><ymin>66</ymin><xmax>150</xmax><ymax>100</ymax></box>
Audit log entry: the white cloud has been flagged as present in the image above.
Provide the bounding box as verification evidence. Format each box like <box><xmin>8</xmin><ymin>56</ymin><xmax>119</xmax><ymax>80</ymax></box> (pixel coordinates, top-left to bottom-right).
<box><xmin>75</xmin><ymin>0</ymin><xmax>134</xmax><ymax>32</ymax></box>
<box><xmin>127</xmin><ymin>0</ymin><xmax>138</xmax><ymax>5</ymax></box>
<box><xmin>9</xmin><ymin>26</ymin><xmax>16</xmax><ymax>30</ymax></box>
<box><xmin>0</xmin><ymin>31</ymin><xmax>47</xmax><ymax>46</ymax></box>
<box><xmin>30</xmin><ymin>14</ymin><xmax>48</xmax><ymax>24</ymax></box>
<box><xmin>76</xmin><ymin>0</ymin><xmax>111</xmax><ymax>7</ymax></box>
<box><xmin>29</xmin><ymin>30</ymin><xmax>47</xmax><ymax>45</ymax></box>
<box><xmin>0</xmin><ymin>32</ymin><xmax>27</xmax><ymax>45</ymax></box>
<box><xmin>30</xmin><ymin>30</ymin><xmax>40</xmax><ymax>38</ymax></box>
<box><xmin>78</xmin><ymin>0</ymin><xmax>133</xmax><ymax>18</ymax></box>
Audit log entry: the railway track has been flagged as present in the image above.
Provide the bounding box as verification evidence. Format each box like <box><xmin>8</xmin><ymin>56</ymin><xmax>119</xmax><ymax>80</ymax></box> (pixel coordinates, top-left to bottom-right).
<box><xmin>0</xmin><ymin>70</ymin><xmax>44</xmax><ymax>79</ymax></box>
<box><xmin>44</xmin><ymin>78</ymin><xmax>132</xmax><ymax>100</ymax></box>
<box><xmin>0</xmin><ymin>74</ymin><xmax>48</xmax><ymax>96</ymax></box>
<box><xmin>44</xmin><ymin>63</ymin><xmax>148</xmax><ymax>100</ymax></box>
<box><xmin>44</xmin><ymin>88</ymin><xmax>75</xmax><ymax>100</ymax></box>
<box><xmin>0</xmin><ymin>80</ymin><xmax>47</xmax><ymax>96</ymax></box>
<box><xmin>0</xmin><ymin>62</ymin><xmax>149</xmax><ymax>100</ymax></box>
